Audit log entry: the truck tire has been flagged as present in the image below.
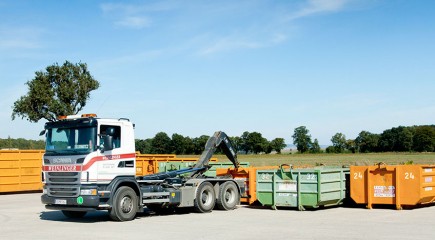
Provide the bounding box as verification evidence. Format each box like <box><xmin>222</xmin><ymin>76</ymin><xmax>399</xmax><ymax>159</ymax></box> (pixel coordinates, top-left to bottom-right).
<box><xmin>216</xmin><ymin>181</ymin><xmax>239</xmax><ymax>210</ymax></box>
<box><xmin>194</xmin><ymin>182</ymin><xmax>216</xmax><ymax>213</ymax></box>
<box><xmin>109</xmin><ymin>186</ymin><xmax>138</xmax><ymax>221</ymax></box>
<box><xmin>61</xmin><ymin>210</ymin><xmax>87</xmax><ymax>218</ymax></box>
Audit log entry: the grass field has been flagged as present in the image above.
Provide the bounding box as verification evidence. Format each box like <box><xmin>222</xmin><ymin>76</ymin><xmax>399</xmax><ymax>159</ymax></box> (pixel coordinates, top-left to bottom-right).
<box><xmin>182</xmin><ymin>153</ymin><xmax>435</xmax><ymax>167</ymax></box>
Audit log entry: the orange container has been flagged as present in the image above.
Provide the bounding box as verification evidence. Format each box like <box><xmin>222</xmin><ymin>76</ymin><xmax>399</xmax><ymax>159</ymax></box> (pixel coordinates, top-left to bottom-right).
<box><xmin>135</xmin><ymin>153</ymin><xmax>217</xmax><ymax>176</ymax></box>
<box><xmin>350</xmin><ymin>164</ymin><xmax>435</xmax><ymax>209</ymax></box>
<box><xmin>0</xmin><ymin>150</ymin><xmax>45</xmax><ymax>193</ymax></box>
<box><xmin>135</xmin><ymin>154</ymin><xmax>176</xmax><ymax>176</ymax></box>
<box><xmin>216</xmin><ymin>166</ymin><xmax>279</xmax><ymax>204</ymax></box>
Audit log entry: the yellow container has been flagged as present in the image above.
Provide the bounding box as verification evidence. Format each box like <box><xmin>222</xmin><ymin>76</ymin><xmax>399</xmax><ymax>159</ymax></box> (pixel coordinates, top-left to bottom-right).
<box><xmin>0</xmin><ymin>150</ymin><xmax>44</xmax><ymax>193</ymax></box>
<box><xmin>350</xmin><ymin>164</ymin><xmax>435</xmax><ymax>209</ymax></box>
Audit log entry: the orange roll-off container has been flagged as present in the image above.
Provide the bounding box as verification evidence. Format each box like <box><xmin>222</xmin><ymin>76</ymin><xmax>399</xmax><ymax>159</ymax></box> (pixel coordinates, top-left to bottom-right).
<box><xmin>350</xmin><ymin>164</ymin><xmax>435</xmax><ymax>209</ymax></box>
<box><xmin>0</xmin><ymin>150</ymin><xmax>45</xmax><ymax>193</ymax></box>
<box><xmin>135</xmin><ymin>153</ymin><xmax>218</xmax><ymax>176</ymax></box>
<box><xmin>216</xmin><ymin>166</ymin><xmax>279</xmax><ymax>204</ymax></box>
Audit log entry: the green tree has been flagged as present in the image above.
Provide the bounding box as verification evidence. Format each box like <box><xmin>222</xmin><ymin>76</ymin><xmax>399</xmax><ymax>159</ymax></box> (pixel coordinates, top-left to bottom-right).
<box><xmin>397</xmin><ymin>127</ymin><xmax>414</xmax><ymax>151</ymax></box>
<box><xmin>355</xmin><ymin>131</ymin><xmax>380</xmax><ymax>153</ymax></box>
<box><xmin>264</xmin><ymin>143</ymin><xmax>273</xmax><ymax>154</ymax></box>
<box><xmin>193</xmin><ymin>135</ymin><xmax>210</xmax><ymax>154</ymax></box>
<box><xmin>183</xmin><ymin>137</ymin><xmax>195</xmax><ymax>154</ymax></box>
<box><xmin>331</xmin><ymin>133</ymin><xmax>346</xmax><ymax>153</ymax></box>
<box><xmin>270</xmin><ymin>138</ymin><xmax>286</xmax><ymax>154</ymax></box>
<box><xmin>240</xmin><ymin>131</ymin><xmax>251</xmax><ymax>154</ymax></box>
<box><xmin>379</xmin><ymin>126</ymin><xmax>414</xmax><ymax>152</ymax></box>
<box><xmin>325</xmin><ymin>146</ymin><xmax>336</xmax><ymax>153</ymax></box>
<box><xmin>229</xmin><ymin>136</ymin><xmax>242</xmax><ymax>153</ymax></box>
<box><xmin>151</xmin><ymin>132</ymin><xmax>172</xmax><ymax>154</ymax></box>
<box><xmin>171</xmin><ymin>133</ymin><xmax>187</xmax><ymax>154</ymax></box>
<box><xmin>310</xmin><ymin>138</ymin><xmax>321</xmax><ymax>153</ymax></box>
<box><xmin>413</xmin><ymin>126</ymin><xmax>435</xmax><ymax>152</ymax></box>
<box><xmin>345</xmin><ymin>139</ymin><xmax>357</xmax><ymax>153</ymax></box>
<box><xmin>135</xmin><ymin>139</ymin><xmax>152</xmax><ymax>153</ymax></box>
<box><xmin>246</xmin><ymin>132</ymin><xmax>269</xmax><ymax>154</ymax></box>
<box><xmin>12</xmin><ymin>61</ymin><xmax>100</xmax><ymax>122</ymax></box>
<box><xmin>292</xmin><ymin>126</ymin><xmax>312</xmax><ymax>153</ymax></box>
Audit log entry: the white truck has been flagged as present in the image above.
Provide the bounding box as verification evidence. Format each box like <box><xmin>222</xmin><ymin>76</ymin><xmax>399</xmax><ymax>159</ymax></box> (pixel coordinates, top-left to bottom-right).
<box><xmin>41</xmin><ymin>114</ymin><xmax>243</xmax><ymax>221</ymax></box>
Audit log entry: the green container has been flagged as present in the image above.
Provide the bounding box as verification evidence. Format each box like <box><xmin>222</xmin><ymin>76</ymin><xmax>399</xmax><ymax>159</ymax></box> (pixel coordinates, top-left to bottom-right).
<box><xmin>158</xmin><ymin>162</ymin><xmax>195</xmax><ymax>173</ymax></box>
<box><xmin>204</xmin><ymin>162</ymin><xmax>250</xmax><ymax>177</ymax></box>
<box><xmin>158</xmin><ymin>161</ymin><xmax>250</xmax><ymax>177</ymax></box>
<box><xmin>256</xmin><ymin>165</ymin><xmax>349</xmax><ymax>210</ymax></box>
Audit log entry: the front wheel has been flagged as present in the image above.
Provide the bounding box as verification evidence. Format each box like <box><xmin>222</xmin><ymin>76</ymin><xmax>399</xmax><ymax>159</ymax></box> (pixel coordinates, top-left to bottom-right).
<box><xmin>216</xmin><ymin>181</ymin><xmax>239</xmax><ymax>210</ymax></box>
<box><xmin>62</xmin><ymin>210</ymin><xmax>87</xmax><ymax>218</ymax></box>
<box><xmin>109</xmin><ymin>186</ymin><xmax>138</xmax><ymax>221</ymax></box>
<box><xmin>194</xmin><ymin>182</ymin><xmax>216</xmax><ymax>213</ymax></box>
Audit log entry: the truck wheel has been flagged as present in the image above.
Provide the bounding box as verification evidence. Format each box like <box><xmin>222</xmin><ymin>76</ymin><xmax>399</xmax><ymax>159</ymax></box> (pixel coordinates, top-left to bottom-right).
<box><xmin>109</xmin><ymin>186</ymin><xmax>138</xmax><ymax>221</ymax></box>
<box><xmin>216</xmin><ymin>181</ymin><xmax>239</xmax><ymax>210</ymax></box>
<box><xmin>194</xmin><ymin>182</ymin><xmax>216</xmax><ymax>213</ymax></box>
<box><xmin>62</xmin><ymin>210</ymin><xmax>87</xmax><ymax>218</ymax></box>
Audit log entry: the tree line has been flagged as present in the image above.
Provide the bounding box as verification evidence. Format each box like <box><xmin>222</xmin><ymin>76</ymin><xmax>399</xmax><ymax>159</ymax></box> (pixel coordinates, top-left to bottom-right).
<box><xmin>136</xmin><ymin>132</ymin><xmax>286</xmax><ymax>155</ymax></box>
<box><xmin>0</xmin><ymin>137</ymin><xmax>45</xmax><ymax>150</ymax></box>
<box><xmin>2</xmin><ymin>125</ymin><xmax>434</xmax><ymax>154</ymax></box>
<box><xmin>293</xmin><ymin>125</ymin><xmax>435</xmax><ymax>154</ymax></box>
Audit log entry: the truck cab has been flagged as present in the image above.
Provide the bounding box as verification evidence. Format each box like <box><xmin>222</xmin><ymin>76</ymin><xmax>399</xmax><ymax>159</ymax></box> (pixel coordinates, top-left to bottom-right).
<box><xmin>42</xmin><ymin>115</ymin><xmax>137</xmax><ymax>214</ymax></box>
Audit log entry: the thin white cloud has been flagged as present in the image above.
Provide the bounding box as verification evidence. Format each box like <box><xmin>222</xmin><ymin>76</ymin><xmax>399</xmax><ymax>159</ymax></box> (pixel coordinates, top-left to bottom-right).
<box><xmin>0</xmin><ymin>27</ymin><xmax>43</xmax><ymax>49</ymax></box>
<box><xmin>286</xmin><ymin>0</ymin><xmax>350</xmax><ymax>21</ymax></box>
<box><xmin>100</xmin><ymin>2</ymin><xmax>177</xmax><ymax>29</ymax></box>
<box><xmin>199</xmin><ymin>36</ymin><xmax>262</xmax><ymax>56</ymax></box>
<box><xmin>197</xmin><ymin>31</ymin><xmax>291</xmax><ymax>56</ymax></box>
<box><xmin>114</xmin><ymin>16</ymin><xmax>150</xmax><ymax>29</ymax></box>
<box><xmin>197</xmin><ymin>0</ymin><xmax>352</xmax><ymax>56</ymax></box>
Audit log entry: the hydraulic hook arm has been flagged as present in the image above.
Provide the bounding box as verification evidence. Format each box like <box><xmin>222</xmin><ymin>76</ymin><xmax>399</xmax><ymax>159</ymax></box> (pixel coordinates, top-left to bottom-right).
<box><xmin>190</xmin><ymin>131</ymin><xmax>239</xmax><ymax>178</ymax></box>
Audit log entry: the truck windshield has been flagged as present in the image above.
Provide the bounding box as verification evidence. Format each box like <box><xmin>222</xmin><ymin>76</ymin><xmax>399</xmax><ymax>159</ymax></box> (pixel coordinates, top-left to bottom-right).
<box><xmin>45</xmin><ymin>126</ymin><xmax>97</xmax><ymax>155</ymax></box>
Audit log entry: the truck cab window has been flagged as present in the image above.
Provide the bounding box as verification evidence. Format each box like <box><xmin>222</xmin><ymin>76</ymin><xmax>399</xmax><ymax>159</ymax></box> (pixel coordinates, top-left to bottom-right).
<box><xmin>100</xmin><ymin>125</ymin><xmax>121</xmax><ymax>149</ymax></box>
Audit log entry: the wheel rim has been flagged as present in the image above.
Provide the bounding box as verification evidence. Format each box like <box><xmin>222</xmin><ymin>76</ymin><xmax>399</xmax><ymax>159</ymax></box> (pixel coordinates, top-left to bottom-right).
<box><xmin>224</xmin><ymin>188</ymin><xmax>236</xmax><ymax>203</ymax></box>
<box><xmin>120</xmin><ymin>196</ymin><xmax>133</xmax><ymax>214</ymax></box>
<box><xmin>201</xmin><ymin>189</ymin><xmax>212</xmax><ymax>206</ymax></box>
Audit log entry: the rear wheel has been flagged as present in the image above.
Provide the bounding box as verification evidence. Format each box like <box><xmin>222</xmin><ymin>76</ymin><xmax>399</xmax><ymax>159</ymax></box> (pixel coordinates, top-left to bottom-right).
<box><xmin>194</xmin><ymin>182</ymin><xmax>216</xmax><ymax>213</ymax></box>
<box><xmin>61</xmin><ymin>210</ymin><xmax>87</xmax><ymax>218</ymax></box>
<box><xmin>109</xmin><ymin>186</ymin><xmax>138</xmax><ymax>221</ymax></box>
<box><xmin>216</xmin><ymin>181</ymin><xmax>239</xmax><ymax>210</ymax></box>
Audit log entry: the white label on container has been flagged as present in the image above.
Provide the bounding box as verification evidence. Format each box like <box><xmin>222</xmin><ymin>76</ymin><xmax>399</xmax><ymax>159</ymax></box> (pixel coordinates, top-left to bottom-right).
<box><xmin>425</xmin><ymin>187</ymin><xmax>433</xmax><ymax>191</ymax></box>
<box><xmin>260</xmin><ymin>173</ymin><xmax>272</xmax><ymax>180</ymax></box>
<box><xmin>424</xmin><ymin>168</ymin><xmax>433</xmax><ymax>172</ymax></box>
<box><xmin>278</xmin><ymin>182</ymin><xmax>297</xmax><ymax>191</ymax></box>
<box><xmin>425</xmin><ymin>177</ymin><xmax>433</xmax><ymax>183</ymax></box>
<box><xmin>278</xmin><ymin>193</ymin><xmax>291</xmax><ymax>197</ymax></box>
<box><xmin>374</xmin><ymin>186</ymin><xmax>395</xmax><ymax>198</ymax></box>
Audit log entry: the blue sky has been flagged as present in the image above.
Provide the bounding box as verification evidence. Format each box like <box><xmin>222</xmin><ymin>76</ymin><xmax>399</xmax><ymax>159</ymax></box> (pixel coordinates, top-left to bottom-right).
<box><xmin>1</xmin><ymin>0</ymin><xmax>434</xmax><ymax>145</ymax></box>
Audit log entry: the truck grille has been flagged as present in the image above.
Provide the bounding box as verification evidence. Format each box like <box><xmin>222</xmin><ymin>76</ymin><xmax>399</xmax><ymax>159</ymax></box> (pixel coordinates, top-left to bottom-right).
<box><xmin>46</xmin><ymin>172</ymin><xmax>81</xmax><ymax>197</ymax></box>
<box><xmin>48</xmin><ymin>186</ymin><xmax>80</xmax><ymax>197</ymax></box>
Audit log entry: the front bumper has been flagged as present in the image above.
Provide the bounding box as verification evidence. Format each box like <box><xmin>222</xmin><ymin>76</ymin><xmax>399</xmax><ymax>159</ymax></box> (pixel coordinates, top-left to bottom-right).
<box><xmin>41</xmin><ymin>194</ymin><xmax>101</xmax><ymax>211</ymax></box>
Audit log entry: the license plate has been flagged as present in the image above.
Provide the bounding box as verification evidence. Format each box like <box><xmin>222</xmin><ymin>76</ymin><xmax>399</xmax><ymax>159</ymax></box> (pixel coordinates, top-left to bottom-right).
<box><xmin>55</xmin><ymin>199</ymin><xmax>67</xmax><ymax>205</ymax></box>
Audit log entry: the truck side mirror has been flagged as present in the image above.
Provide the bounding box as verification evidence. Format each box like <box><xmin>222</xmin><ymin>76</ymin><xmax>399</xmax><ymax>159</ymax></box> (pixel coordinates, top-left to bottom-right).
<box><xmin>103</xmin><ymin>135</ymin><xmax>114</xmax><ymax>151</ymax></box>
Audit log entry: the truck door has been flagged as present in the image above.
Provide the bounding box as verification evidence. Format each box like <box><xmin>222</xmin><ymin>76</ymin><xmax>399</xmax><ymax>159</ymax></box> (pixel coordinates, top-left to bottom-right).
<box><xmin>97</xmin><ymin>125</ymin><xmax>135</xmax><ymax>181</ymax></box>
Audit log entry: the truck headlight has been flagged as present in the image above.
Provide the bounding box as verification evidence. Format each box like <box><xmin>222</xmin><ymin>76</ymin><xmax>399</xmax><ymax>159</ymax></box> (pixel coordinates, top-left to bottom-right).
<box><xmin>80</xmin><ymin>189</ymin><xmax>97</xmax><ymax>196</ymax></box>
